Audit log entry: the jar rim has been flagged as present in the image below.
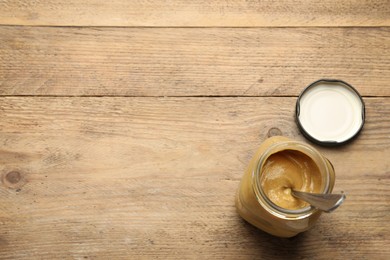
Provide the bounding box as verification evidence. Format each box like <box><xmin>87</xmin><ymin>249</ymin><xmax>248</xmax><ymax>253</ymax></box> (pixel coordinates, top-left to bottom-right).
<box><xmin>253</xmin><ymin>140</ymin><xmax>331</xmax><ymax>219</ymax></box>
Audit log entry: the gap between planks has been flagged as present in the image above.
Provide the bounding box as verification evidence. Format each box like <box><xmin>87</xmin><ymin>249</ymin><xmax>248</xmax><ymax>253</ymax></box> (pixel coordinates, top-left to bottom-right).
<box><xmin>0</xmin><ymin>95</ymin><xmax>388</xmax><ymax>98</ymax></box>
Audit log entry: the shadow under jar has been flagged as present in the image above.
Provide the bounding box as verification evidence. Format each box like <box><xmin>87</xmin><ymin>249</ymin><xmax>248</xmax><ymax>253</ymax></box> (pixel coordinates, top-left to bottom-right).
<box><xmin>235</xmin><ymin>136</ymin><xmax>335</xmax><ymax>237</ymax></box>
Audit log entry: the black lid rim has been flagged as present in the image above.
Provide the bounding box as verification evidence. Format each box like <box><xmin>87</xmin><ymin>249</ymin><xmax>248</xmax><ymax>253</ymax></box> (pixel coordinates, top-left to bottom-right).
<box><xmin>295</xmin><ymin>79</ymin><xmax>365</xmax><ymax>147</ymax></box>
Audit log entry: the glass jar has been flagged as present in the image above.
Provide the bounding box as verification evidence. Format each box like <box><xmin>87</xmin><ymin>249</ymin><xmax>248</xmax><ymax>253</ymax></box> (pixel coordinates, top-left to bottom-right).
<box><xmin>235</xmin><ymin>136</ymin><xmax>335</xmax><ymax>237</ymax></box>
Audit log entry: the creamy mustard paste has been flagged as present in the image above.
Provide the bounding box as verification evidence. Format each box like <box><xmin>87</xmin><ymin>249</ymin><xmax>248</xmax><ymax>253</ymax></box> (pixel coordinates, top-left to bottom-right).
<box><xmin>260</xmin><ymin>150</ymin><xmax>322</xmax><ymax>210</ymax></box>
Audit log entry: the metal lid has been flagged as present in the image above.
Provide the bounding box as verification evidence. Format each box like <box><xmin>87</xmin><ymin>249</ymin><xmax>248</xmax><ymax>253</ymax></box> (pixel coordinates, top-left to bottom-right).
<box><xmin>296</xmin><ymin>79</ymin><xmax>365</xmax><ymax>146</ymax></box>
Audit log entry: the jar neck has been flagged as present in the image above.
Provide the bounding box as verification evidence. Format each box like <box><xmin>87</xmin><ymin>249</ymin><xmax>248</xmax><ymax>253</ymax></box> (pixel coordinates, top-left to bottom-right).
<box><xmin>253</xmin><ymin>141</ymin><xmax>331</xmax><ymax>219</ymax></box>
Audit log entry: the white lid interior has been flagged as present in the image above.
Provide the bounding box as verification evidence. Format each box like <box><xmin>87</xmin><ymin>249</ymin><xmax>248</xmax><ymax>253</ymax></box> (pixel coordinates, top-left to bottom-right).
<box><xmin>298</xmin><ymin>81</ymin><xmax>364</xmax><ymax>143</ymax></box>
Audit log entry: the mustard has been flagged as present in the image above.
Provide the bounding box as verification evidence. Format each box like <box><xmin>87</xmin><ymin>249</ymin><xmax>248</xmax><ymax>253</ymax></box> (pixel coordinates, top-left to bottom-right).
<box><xmin>261</xmin><ymin>150</ymin><xmax>322</xmax><ymax>210</ymax></box>
<box><xmin>235</xmin><ymin>136</ymin><xmax>335</xmax><ymax>237</ymax></box>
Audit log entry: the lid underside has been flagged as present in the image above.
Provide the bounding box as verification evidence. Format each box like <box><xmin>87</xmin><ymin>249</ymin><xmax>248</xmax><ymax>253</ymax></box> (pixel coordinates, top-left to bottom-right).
<box><xmin>296</xmin><ymin>80</ymin><xmax>365</xmax><ymax>145</ymax></box>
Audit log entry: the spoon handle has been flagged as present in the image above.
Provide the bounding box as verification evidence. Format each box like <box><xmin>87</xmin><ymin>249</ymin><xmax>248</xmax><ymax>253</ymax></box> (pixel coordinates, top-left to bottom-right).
<box><xmin>291</xmin><ymin>190</ymin><xmax>346</xmax><ymax>213</ymax></box>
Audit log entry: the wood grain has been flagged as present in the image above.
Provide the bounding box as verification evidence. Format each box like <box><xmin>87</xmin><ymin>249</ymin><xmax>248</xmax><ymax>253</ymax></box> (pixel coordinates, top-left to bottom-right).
<box><xmin>0</xmin><ymin>0</ymin><xmax>389</xmax><ymax>27</ymax></box>
<box><xmin>0</xmin><ymin>97</ymin><xmax>388</xmax><ymax>259</ymax></box>
<box><xmin>1</xmin><ymin>26</ymin><xmax>390</xmax><ymax>97</ymax></box>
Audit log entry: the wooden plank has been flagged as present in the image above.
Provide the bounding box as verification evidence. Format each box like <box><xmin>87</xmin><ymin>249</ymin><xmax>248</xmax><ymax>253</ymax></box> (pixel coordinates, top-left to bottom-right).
<box><xmin>1</xmin><ymin>26</ymin><xmax>390</xmax><ymax>97</ymax></box>
<box><xmin>0</xmin><ymin>0</ymin><xmax>389</xmax><ymax>27</ymax></box>
<box><xmin>0</xmin><ymin>97</ymin><xmax>388</xmax><ymax>259</ymax></box>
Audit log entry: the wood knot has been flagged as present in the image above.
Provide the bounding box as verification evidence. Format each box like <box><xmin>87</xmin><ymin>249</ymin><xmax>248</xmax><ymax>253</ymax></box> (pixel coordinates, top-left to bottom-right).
<box><xmin>5</xmin><ymin>171</ymin><xmax>21</xmax><ymax>184</ymax></box>
<box><xmin>2</xmin><ymin>170</ymin><xmax>27</xmax><ymax>190</ymax></box>
<box><xmin>267</xmin><ymin>127</ymin><xmax>282</xmax><ymax>137</ymax></box>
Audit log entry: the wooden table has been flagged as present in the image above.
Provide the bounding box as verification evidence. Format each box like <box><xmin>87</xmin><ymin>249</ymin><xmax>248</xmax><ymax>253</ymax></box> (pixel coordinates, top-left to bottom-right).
<box><xmin>1</xmin><ymin>1</ymin><xmax>389</xmax><ymax>259</ymax></box>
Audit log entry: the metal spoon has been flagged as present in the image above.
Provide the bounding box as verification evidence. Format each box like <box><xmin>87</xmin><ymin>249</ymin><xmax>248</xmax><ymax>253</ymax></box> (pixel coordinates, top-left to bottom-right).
<box><xmin>291</xmin><ymin>190</ymin><xmax>346</xmax><ymax>213</ymax></box>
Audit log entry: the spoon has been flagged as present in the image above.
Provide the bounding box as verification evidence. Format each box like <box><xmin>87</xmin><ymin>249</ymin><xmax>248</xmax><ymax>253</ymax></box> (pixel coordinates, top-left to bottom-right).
<box><xmin>291</xmin><ymin>190</ymin><xmax>346</xmax><ymax>213</ymax></box>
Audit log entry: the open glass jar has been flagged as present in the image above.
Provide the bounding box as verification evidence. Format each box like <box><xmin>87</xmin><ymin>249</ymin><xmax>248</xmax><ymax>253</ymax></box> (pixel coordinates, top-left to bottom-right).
<box><xmin>235</xmin><ymin>136</ymin><xmax>335</xmax><ymax>237</ymax></box>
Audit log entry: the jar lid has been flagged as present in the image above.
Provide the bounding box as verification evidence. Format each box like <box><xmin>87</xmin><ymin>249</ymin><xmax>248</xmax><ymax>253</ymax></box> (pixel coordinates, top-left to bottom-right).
<box><xmin>296</xmin><ymin>79</ymin><xmax>365</xmax><ymax>146</ymax></box>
